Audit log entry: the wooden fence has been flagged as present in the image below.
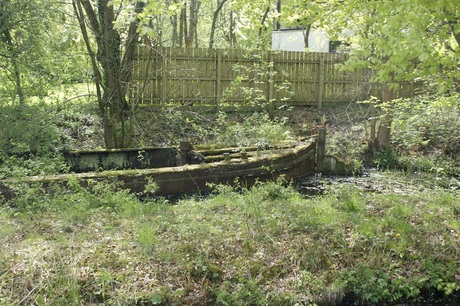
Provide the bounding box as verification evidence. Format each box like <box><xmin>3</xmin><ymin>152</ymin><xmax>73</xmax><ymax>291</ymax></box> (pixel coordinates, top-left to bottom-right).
<box><xmin>131</xmin><ymin>46</ymin><xmax>416</xmax><ymax>109</ymax></box>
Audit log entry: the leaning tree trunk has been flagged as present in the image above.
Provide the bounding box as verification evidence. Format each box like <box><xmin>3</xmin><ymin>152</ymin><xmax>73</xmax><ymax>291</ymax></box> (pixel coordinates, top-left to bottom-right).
<box><xmin>255</xmin><ymin>6</ymin><xmax>271</xmax><ymax>49</ymax></box>
<box><xmin>209</xmin><ymin>0</ymin><xmax>228</xmax><ymax>48</ymax></box>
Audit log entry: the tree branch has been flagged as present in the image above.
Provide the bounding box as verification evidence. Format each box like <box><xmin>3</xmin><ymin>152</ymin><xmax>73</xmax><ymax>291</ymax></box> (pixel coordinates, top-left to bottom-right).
<box><xmin>209</xmin><ymin>0</ymin><xmax>229</xmax><ymax>48</ymax></box>
<box><xmin>120</xmin><ymin>1</ymin><xmax>146</xmax><ymax>86</ymax></box>
<box><xmin>72</xmin><ymin>0</ymin><xmax>103</xmax><ymax>111</ymax></box>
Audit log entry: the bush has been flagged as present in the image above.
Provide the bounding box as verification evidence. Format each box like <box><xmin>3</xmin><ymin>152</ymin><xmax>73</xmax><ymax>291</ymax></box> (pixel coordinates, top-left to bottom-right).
<box><xmin>0</xmin><ymin>101</ymin><xmax>104</xmax><ymax>178</ymax></box>
<box><xmin>0</xmin><ymin>104</ymin><xmax>74</xmax><ymax>178</ymax></box>
<box><xmin>215</xmin><ymin>111</ymin><xmax>293</xmax><ymax>147</ymax></box>
<box><xmin>391</xmin><ymin>94</ymin><xmax>460</xmax><ymax>175</ymax></box>
<box><xmin>0</xmin><ymin>104</ymin><xmax>66</xmax><ymax>156</ymax></box>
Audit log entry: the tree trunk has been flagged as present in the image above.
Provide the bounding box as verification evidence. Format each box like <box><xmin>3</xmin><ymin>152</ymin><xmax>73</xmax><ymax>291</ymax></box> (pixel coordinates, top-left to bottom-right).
<box><xmin>303</xmin><ymin>24</ymin><xmax>311</xmax><ymax>49</ymax></box>
<box><xmin>73</xmin><ymin>0</ymin><xmax>144</xmax><ymax>149</ymax></box>
<box><xmin>368</xmin><ymin>103</ymin><xmax>377</xmax><ymax>150</ymax></box>
<box><xmin>11</xmin><ymin>54</ymin><xmax>24</xmax><ymax>105</ymax></box>
<box><xmin>186</xmin><ymin>0</ymin><xmax>200</xmax><ymax>47</ymax></box>
<box><xmin>258</xmin><ymin>6</ymin><xmax>270</xmax><ymax>39</ymax></box>
<box><xmin>171</xmin><ymin>14</ymin><xmax>178</xmax><ymax>47</ymax></box>
<box><xmin>376</xmin><ymin>83</ymin><xmax>393</xmax><ymax>149</ymax></box>
<box><xmin>179</xmin><ymin>4</ymin><xmax>187</xmax><ymax>47</ymax></box>
<box><xmin>229</xmin><ymin>11</ymin><xmax>237</xmax><ymax>46</ymax></box>
<box><xmin>194</xmin><ymin>1</ymin><xmax>201</xmax><ymax>48</ymax></box>
<box><xmin>1</xmin><ymin>25</ymin><xmax>25</xmax><ymax>105</ymax></box>
<box><xmin>209</xmin><ymin>0</ymin><xmax>228</xmax><ymax>48</ymax></box>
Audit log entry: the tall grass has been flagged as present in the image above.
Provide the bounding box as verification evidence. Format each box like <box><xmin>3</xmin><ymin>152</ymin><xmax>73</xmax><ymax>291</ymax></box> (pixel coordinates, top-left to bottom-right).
<box><xmin>1</xmin><ymin>173</ymin><xmax>458</xmax><ymax>305</ymax></box>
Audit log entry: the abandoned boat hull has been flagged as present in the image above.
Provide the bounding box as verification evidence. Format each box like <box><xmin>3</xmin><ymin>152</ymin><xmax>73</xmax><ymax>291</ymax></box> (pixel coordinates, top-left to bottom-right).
<box><xmin>0</xmin><ymin>140</ymin><xmax>316</xmax><ymax>199</ymax></box>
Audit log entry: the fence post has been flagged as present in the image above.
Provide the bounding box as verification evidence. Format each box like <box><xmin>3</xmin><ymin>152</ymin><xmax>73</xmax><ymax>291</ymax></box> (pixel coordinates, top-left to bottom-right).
<box><xmin>161</xmin><ymin>51</ymin><xmax>167</xmax><ymax>106</ymax></box>
<box><xmin>317</xmin><ymin>56</ymin><xmax>324</xmax><ymax>109</ymax></box>
<box><xmin>316</xmin><ymin>126</ymin><xmax>326</xmax><ymax>173</ymax></box>
<box><xmin>268</xmin><ymin>52</ymin><xmax>275</xmax><ymax>118</ymax></box>
<box><xmin>180</xmin><ymin>141</ymin><xmax>191</xmax><ymax>165</ymax></box>
<box><xmin>216</xmin><ymin>51</ymin><xmax>222</xmax><ymax>111</ymax></box>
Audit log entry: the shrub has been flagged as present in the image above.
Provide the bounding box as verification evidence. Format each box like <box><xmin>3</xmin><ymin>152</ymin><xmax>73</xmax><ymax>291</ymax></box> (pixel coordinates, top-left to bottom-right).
<box><xmin>215</xmin><ymin>111</ymin><xmax>293</xmax><ymax>147</ymax></box>
<box><xmin>391</xmin><ymin>94</ymin><xmax>460</xmax><ymax>175</ymax></box>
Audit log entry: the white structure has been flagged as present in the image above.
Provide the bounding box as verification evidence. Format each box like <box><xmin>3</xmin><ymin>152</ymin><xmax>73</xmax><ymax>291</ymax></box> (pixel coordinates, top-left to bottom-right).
<box><xmin>272</xmin><ymin>28</ymin><xmax>341</xmax><ymax>53</ymax></box>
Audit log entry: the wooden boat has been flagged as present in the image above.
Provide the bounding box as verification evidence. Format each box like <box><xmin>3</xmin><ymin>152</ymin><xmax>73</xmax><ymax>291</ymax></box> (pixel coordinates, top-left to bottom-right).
<box><xmin>0</xmin><ymin>137</ymin><xmax>318</xmax><ymax>199</ymax></box>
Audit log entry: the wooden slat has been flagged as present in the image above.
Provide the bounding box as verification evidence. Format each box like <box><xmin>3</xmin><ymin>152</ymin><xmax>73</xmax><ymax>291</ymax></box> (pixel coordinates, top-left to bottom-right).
<box><xmin>131</xmin><ymin>46</ymin><xmax>418</xmax><ymax>109</ymax></box>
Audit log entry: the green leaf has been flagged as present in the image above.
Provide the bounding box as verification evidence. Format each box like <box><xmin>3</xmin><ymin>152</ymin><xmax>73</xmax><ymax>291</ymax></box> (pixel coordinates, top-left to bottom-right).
<box><xmin>150</xmin><ymin>293</ymin><xmax>164</xmax><ymax>304</ymax></box>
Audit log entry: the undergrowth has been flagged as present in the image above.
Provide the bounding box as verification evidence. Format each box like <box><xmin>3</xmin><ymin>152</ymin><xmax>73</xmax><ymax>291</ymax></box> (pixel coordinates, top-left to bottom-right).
<box><xmin>391</xmin><ymin>94</ymin><xmax>460</xmax><ymax>175</ymax></box>
<box><xmin>324</xmin><ymin>95</ymin><xmax>460</xmax><ymax>175</ymax></box>
<box><xmin>133</xmin><ymin>108</ymin><xmax>295</xmax><ymax>148</ymax></box>
<box><xmin>0</xmin><ymin>176</ymin><xmax>459</xmax><ymax>305</ymax></box>
<box><xmin>0</xmin><ymin>101</ymin><xmax>100</xmax><ymax>179</ymax></box>
<box><xmin>1</xmin><ymin>90</ymin><xmax>459</xmax><ymax>305</ymax></box>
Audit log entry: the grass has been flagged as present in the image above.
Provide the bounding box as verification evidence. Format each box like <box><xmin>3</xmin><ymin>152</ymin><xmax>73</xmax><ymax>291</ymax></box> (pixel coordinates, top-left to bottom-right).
<box><xmin>0</xmin><ymin>173</ymin><xmax>459</xmax><ymax>305</ymax></box>
<box><xmin>1</xmin><ymin>86</ymin><xmax>459</xmax><ymax>304</ymax></box>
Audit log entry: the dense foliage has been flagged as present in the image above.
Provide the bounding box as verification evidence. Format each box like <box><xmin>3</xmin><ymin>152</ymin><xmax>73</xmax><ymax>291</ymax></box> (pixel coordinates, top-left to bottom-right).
<box><xmin>0</xmin><ymin>0</ymin><xmax>88</xmax><ymax>104</ymax></box>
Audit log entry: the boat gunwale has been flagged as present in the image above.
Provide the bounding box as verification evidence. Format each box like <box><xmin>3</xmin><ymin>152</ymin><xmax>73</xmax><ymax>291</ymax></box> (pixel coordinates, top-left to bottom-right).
<box><xmin>1</xmin><ymin>139</ymin><xmax>316</xmax><ymax>183</ymax></box>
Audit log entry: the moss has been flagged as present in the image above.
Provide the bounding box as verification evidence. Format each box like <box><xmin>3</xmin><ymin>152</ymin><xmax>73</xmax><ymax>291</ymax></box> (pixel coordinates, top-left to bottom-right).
<box><xmin>67</xmin><ymin>146</ymin><xmax>164</xmax><ymax>154</ymax></box>
<box><xmin>72</xmin><ymin>155</ymin><xmax>100</xmax><ymax>172</ymax></box>
<box><xmin>323</xmin><ymin>155</ymin><xmax>357</xmax><ymax>175</ymax></box>
<box><xmin>100</xmin><ymin>153</ymin><xmax>127</xmax><ymax>170</ymax></box>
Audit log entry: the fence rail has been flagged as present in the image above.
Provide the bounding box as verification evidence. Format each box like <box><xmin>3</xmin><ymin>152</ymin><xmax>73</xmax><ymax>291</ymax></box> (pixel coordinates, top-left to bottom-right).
<box><xmin>131</xmin><ymin>46</ymin><xmax>416</xmax><ymax>109</ymax></box>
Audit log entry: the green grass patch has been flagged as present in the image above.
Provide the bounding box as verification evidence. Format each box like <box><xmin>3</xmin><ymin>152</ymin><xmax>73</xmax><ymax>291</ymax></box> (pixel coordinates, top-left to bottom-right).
<box><xmin>1</xmin><ymin>174</ymin><xmax>459</xmax><ymax>305</ymax></box>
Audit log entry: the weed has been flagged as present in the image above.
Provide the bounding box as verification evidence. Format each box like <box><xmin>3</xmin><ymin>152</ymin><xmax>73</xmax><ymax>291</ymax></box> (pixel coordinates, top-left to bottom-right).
<box><xmin>374</xmin><ymin>148</ymin><xmax>400</xmax><ymax>170</ymax></box>
<box><xmin>1</xmin><ymin>171</ymin><xmax>459</xmax><ymax>305</ymax></box>
<box><xmin>136</xmin><ymin>222</ymin><xmax>159</xmax><ymax>252</ymax></box>
<box><xmin>215</xmin><ymin>111</ymin><xmax>293</xmax><ymax>147</ymax></box>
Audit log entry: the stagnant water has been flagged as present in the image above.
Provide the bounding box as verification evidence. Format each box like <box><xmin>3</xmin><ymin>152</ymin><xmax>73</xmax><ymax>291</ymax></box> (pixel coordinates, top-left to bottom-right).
<box><xmin>296</xmin><ymin>168</ymin><xmax>460</xmax><ymax>197</ymax></box>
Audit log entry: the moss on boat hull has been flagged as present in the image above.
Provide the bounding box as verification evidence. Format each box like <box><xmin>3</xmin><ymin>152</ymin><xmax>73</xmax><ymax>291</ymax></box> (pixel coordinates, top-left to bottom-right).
<box><xmin>64</xmin><ymin>147</ymin><xmax>179</xmax><ymax>172</ymax></box>
<box><xmin>1</xmin><ymin>140</ymin><xmax>317</xmax><ymax>198</ymax></box>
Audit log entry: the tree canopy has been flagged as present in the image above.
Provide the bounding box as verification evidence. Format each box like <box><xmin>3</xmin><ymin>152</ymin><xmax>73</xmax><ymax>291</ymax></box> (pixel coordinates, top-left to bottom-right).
<box><xmin>1</xmin><ymin>0</ymin><xmax>459</xmax><ymax>148</ymax></box>
<box><xmin>325</xmin><ymin>0</ymin><xmax>460</xmax><ymax>91</ymax></box>
<box><xmin>0</xmin><ymin>0</ymin><xmax>88</xmax><ymax>105</ymax></box>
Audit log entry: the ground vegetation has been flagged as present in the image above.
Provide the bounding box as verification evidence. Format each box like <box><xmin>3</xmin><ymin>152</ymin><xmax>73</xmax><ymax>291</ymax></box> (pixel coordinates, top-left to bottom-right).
<box><xmin>0</xmin><ymin>170</ymin><xmax>458</xmax><ymax>305</ymax></box>
<box><xmin>0</xmin><ymin>94</ymin><xmax>459</xmax><ymax>305</ymax></box>
<box><xmin>0</xmin><ymin>0</ymin><xmax>459</xmax><ymax>304</ymax></box>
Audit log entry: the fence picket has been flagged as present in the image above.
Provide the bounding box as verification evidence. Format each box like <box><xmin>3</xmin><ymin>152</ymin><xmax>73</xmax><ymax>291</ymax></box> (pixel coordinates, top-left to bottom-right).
<box><xmin>130</xmin><ymin>46</ymin><xmax>417</xmax><ymax>109</ymax></box>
